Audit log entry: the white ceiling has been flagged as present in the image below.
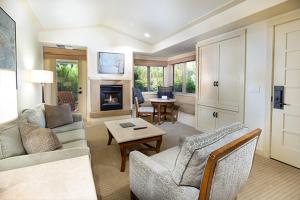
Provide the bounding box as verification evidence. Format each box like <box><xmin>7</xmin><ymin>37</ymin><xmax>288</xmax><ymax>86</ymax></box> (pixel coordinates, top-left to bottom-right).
<box><xmin>27</xmin><ymin>0</ymin><xmax>239</xmax><ymax>44</ymax></box>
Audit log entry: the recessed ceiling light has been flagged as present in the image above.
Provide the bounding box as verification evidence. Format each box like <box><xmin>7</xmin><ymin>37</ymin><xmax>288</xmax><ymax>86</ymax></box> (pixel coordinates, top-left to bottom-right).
<box><xmin>144</xmin><ymin>33</ymin><xmax>151</xmax><ymax>38</ymax></box>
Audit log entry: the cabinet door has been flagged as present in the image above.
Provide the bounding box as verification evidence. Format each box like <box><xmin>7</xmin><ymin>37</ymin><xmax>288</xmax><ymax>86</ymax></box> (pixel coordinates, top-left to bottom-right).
<box><xmin>198</xmin><ymin>43</ymin><xmax>219</xmax><ymax>107</ymax></box>
<box><xmin>215</xmin><ymin>109</ymin><xmax>240</xmax><ymax>129</ymax></box>
<box><xmin>218</xmin><ymin>36</ymin><xmax>244</xmax><ymax>111</ymax></box>
<box><xmin>197</xmin><ymin>105</ymin><xmax>216</xmax><ymax>132</ymax></box>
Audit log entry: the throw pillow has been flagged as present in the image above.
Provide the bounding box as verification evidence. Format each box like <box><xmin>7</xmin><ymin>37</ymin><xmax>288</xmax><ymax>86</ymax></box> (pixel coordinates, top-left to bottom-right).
<box><xmin>157</xmin><ymin>86</ymin><xmax>174</xmax><ymax>98</ymax></box>
<box><xmin>44</xmin><ymin>104</ymin><xmax>73</xmax><ymax>129</ymax></box>
<box><xmin>19</xmin><ymin>119</ymin><xmax>62</xmax><ymax>154</ymax></box>
<box><xmin>172</xmin><ymin>123</ymin><xmax>245</xmax><ymax>188</ymax></box>
<box><xmin>0</xmin><ymin>121</ymin><xmax>26</xmax><ymax>159</ymax></box>
<box><xmin>20</xmin><ymin>107</ymin><xmax>46</xmax><ymax>128</ymax></box>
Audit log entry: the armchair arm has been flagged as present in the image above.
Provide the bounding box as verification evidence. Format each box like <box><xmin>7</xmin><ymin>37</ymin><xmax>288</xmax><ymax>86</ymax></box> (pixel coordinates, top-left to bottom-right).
<box><xmin>72</xmin><ymin>113</ymin><xmax>83</xmax><ymax>122</ymax></box>
<box><xmin>129</xmin><ymin>151</ymin><xmax>198</xmax><ymax>200</ymax></box>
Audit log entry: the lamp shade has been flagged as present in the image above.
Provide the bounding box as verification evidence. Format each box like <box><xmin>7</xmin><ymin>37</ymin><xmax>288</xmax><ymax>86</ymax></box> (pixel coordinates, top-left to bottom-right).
<box><xmin>0</xmin><ymin>70</ymin><xmax>18</xmax><ymax>123</ymax></box>
<box><xmin>31</xmin><ymin>70</ymin><xmax>53</xmax><ymax>83</ymax></box>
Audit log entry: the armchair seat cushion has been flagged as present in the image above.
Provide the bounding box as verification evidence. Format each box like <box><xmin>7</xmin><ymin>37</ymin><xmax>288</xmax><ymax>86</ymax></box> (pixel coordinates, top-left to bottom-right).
<box><xmin>138</xmin><ymin>106</ymin><xmax>154</xmax><ymax>113</ymax></box>
<box><xmin>151</xmin><ymin>146</ymin><xmax>180</xmax><ymax>170</ymax></box>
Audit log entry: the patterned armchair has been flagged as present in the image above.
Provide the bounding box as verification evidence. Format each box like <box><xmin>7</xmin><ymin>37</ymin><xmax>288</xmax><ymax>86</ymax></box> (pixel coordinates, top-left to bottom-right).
<box><xmin>129</xmin><ymin>123</ymin><xmax>261</xmax><ymax>200</ymax></box>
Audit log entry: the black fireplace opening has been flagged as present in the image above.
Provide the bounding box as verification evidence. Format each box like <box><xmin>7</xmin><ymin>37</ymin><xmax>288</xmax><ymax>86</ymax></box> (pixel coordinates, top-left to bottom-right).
<box><xmin>100</xmin><ymin>85</ymin><xmax>123</xmax><ymax>111</ymax></box>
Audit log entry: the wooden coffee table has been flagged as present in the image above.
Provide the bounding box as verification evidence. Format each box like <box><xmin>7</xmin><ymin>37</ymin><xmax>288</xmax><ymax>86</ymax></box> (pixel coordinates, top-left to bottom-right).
<box><xmin>104</xmin><ymin>118</ymin><xmax>166</xmax><ymax>172</ymax></box>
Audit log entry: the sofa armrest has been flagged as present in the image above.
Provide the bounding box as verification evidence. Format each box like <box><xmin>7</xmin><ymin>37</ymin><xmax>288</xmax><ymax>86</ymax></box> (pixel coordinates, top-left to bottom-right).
<box><xmin>72</xmin><ymin>113</ymin><xmax>83</xmax><ymax>122</ymax></box>
<box><xmin>129</xmin><ymin>151</ymin><xmax>199</xmax><ymax>200</ymax></box>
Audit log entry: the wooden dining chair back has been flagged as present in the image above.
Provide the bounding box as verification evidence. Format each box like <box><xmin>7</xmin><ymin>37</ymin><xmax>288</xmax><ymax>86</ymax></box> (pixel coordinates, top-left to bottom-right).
<box><xmin>199</xmin><ymin>128</ymin><xmax>262</xmax><ymax>200</ymax></box>
<box><xmin>134</xmin><ymin>97</ymin><xmax>154</xmax><ymax>123</ymax></box>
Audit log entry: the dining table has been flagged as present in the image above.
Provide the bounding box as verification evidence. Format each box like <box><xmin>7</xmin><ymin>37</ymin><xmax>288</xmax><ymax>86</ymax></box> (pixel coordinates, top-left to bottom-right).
<box><xmin>149</xmin><ymin>98</ymin><xmax>176</xmax><ymax>125</ymax></box>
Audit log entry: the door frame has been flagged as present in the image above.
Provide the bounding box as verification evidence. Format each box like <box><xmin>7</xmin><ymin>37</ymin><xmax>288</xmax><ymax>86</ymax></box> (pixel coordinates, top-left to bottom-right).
<box><xmin>264</xmin><ymin>9</ymin><xmax>300</xmax><ymax>158</ymax></box>
<box><xmin>43</xmin><ymin>47</ymin><xmax>88</xmax><ymax>119</ymax></box>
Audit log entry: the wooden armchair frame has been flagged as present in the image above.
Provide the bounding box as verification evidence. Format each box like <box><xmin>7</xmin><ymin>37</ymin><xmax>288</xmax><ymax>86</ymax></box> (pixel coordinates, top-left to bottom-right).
<box><xmin>199</xmin><ymin>128</ymin><xmax>262</xmax><ymax>200</ymax></box>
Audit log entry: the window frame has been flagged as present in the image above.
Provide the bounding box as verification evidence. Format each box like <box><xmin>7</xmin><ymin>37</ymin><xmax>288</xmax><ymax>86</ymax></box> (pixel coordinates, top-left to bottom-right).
<box><xmin>134</xmin><ymin>65</ymin><xmax>165</xmax><ymax>92</ymax></box>
<box><xmin>172</xmin><ymin>60</ymin><xmax>196</xmax><ymax>95</ymax></box>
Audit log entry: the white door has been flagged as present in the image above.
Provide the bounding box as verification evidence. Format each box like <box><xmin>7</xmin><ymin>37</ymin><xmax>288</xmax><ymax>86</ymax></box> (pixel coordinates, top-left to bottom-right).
<box><xmin>218</xmin><ymin>37</ymin><xmax>243</xmax><ymax>112</ymax></box>
<box><xmin>199</xmin><ymin>43</ymin><xmax>219</xmax><ymax>107</ymax></box>
<box><xmin>197</xmin><ymin>105</ymin><xmax>216</xmax><ymax>132</ymax></box>
<box><xmin>271</xmin><ymin>19</ymin><xmax>300</xmax><ymax>168</ymax></box>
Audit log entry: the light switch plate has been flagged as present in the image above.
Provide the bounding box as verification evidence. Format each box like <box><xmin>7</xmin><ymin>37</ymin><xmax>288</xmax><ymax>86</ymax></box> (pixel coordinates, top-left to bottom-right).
<box><xmin>248</xmin><ymin>85</ymin><xmax>260</xmax><ymax>93</ymax></box>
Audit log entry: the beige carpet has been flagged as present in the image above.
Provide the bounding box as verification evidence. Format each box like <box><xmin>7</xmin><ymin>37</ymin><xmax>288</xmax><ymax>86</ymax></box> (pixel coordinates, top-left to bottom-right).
<box><xmin>86</xmin><ymin>121</ymin><xmax>300</xmax><ymax>200</ymax></box>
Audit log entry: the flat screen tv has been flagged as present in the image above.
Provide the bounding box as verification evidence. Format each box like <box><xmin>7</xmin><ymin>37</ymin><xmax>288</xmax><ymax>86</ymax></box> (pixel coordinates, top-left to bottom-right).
<box><xmin>98</xmin><ymin>52</ymin><xmax>124</xmax><ymax>74</ymax></box>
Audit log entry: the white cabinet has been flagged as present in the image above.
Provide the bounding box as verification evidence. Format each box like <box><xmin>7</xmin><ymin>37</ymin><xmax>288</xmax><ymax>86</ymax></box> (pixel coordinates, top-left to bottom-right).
<box><xmin>197</xmin><ymin>106</ymin><xmax>216</xmax><ymax>132</ymax></box>
<box><xmin>218</xmin><ymin>37</ymin><xmax>243</xmax><ymax>112</ymax></box>
<box><xmin>196</xmin><ymin>30</ymin><xmax>245</xmax><ymax>132</ymax></box>
<box><xmin>215</xmin><ymin>109</ymin><xmax>240</xmax><ymax>129</ymax></box>
<box><xmin>198</xmin><ymin>43</ymin><xmax>219</xmax><ymax>107</ymax></box>
<box><xmin>197</xmin><ymin>105</ymin><xmax>240</xmax><ymax>132</ymax></box>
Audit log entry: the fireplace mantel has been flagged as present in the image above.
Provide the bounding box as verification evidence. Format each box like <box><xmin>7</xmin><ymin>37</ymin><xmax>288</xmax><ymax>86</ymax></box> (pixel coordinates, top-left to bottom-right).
<box><xmin>90</xmin><ymin>79</ymin><xmax>131</xmax><ymax>118</ymax></box>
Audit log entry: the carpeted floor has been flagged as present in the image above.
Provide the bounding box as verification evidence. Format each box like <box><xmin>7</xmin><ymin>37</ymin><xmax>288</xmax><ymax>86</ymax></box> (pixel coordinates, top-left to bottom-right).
<box><xmin>86</xmin><ymin>120</ymin><xmax>300</xmax><ymax>200</ymax></box>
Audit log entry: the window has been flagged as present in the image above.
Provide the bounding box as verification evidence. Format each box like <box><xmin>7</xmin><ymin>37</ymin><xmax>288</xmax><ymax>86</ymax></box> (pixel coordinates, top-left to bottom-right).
<box><xmin>134</xmin><ymin>66</ymin><xmax>164</xmax><ymax>92</ymax></box>
<box><xmin>173</xmin><ymin>61</ymin><xmax>196</xmax><ymax>94</ymax></box>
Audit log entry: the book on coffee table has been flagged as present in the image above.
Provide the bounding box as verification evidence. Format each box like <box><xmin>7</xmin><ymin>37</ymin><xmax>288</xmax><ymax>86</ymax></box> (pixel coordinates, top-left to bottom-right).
<box><xmin>120</xmin><ymin>122</ymin><xmax>135</xmax><ymax>128</ymax></box>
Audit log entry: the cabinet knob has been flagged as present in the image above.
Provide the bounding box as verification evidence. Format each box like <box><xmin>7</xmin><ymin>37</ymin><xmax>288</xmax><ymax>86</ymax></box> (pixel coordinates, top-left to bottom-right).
<box><xmin>213</xmin><ymin>112</ymin><xmax>218</xmax><ymax>118</ymax></box>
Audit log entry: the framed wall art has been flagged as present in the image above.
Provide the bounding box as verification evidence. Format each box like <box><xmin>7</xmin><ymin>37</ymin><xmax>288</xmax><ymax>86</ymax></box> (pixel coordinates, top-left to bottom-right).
<box><xmin>98</xmin><ymin>52</ymin><xmax>124</xmax><ymax>74</ymax></box>
<box><xmin>0</xmin><ymin>7</ymin><xmax>16</xmax><ymax>71</ymax></box>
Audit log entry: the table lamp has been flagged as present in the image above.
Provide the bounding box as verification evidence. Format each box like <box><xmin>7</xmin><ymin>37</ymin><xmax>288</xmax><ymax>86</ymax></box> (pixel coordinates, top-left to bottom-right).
<box><xmin>31</xmin><ymin>70</ymin><xmax>53</xmax><ymax>103</ymax></box>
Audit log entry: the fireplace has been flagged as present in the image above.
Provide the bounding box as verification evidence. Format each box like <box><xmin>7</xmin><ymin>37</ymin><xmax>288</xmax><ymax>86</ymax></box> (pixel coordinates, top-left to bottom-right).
<box><xmin>100</xmin><ymin>85</ymin><xmax>123</xmax><ymax>111</ymax></box>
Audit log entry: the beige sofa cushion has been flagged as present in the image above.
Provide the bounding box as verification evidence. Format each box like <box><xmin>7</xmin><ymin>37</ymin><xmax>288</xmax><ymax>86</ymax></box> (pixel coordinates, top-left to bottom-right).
<box><xmin>0</xmin><ymin>121</ymin><xmax>25</xmax><ymax>159</ymax></box>
<box><xmin>0</xmin><ymin>144</ymin><xmax>90</xmax><ymax>171</ymax></box>
<box><xmin>55</xmin><ymin>129</ymin><xmax>85</xmax><ymax>144</ymax></box>
<box><xmin>52</xmin><ymin>121</ymin><xmax>84</xmax><ymax>134</ymax></box>
<box><xmin>19</xmin><ymin>121</ymin><xmax>62</xmax><ymax>154</ymax></box>
<box><xmin>45</xmin><ymin>104</ymin><xmax>73</xmax><ymax>129</ymax></box>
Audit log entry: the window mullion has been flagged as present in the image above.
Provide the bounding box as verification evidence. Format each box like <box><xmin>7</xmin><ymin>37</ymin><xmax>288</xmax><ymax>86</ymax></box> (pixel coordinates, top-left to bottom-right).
<box><xmin>183</xmin><ymin>63</ymin><xmax>186</xmax><ymax>94</ymax></box>
<box><xmin>147</xmin><ymin>66</ymin><xmax>151</xmax><ymax>91</ymax></box>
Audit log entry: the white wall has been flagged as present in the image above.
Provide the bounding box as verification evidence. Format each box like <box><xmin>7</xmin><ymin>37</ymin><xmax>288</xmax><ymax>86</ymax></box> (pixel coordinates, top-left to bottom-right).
<box><xmin>39</xmin><ymin>26</ymin><xmax>151</xmax><ymax>113</ymax></box>
<box><xmin>244</xmin><ymin>22</ymin><xmax>269</xmax><ymax>154</ymax></box>
<box><xmin>0</xmin><ymin>0</ymin><xmax>43</xmax><ymax>112</ymax></box>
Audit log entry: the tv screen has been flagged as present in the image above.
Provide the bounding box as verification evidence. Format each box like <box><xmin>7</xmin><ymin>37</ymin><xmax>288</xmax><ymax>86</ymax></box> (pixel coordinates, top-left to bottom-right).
<box><xmin>98</xmin><ymin>52</ymin><xmax>124</xmax><ymax>74</ymax></box>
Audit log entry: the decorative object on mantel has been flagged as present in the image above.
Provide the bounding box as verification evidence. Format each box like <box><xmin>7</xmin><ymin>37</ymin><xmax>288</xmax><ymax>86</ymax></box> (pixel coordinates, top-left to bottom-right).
<box><xmin>0</xmin><ymin>7</ymin><xmax>16</xmax><ymax>71</ymax></box>
<box><xmin>98</xmin><ymin>52</ymin><xmax>124</xmax><ymax>74</ymax></box>
<box><xmin>31</xmin><ymin>70</ymin><xmax>53</xmax><ymax>103</ymax></box>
